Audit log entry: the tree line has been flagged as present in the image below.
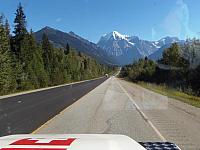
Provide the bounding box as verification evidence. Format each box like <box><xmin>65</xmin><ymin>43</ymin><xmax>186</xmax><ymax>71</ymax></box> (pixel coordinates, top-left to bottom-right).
<box><xmin>120</xmin><ymin>42</ymin><xmax>200</xmax><ymax>96</ymax></box>
<box><xmin>0</xmin><ymin>3</ymin><xmax>113</xmax><ymax>95</ymax></box>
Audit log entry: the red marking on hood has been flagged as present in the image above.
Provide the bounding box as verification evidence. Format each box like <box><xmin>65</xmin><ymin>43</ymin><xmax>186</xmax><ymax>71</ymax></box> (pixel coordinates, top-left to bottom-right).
<box><xmin>10</xmin><ymin>138</ymin><xmax>75</xmax><ymax>146</ymax></box>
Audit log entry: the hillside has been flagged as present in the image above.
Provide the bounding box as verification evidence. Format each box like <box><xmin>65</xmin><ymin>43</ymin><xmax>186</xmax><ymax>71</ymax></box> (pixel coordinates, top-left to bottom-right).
<box><xmin>34</xmin><ymin>27</ymin><xmax>116</xmax><ymax>65</ymax></box>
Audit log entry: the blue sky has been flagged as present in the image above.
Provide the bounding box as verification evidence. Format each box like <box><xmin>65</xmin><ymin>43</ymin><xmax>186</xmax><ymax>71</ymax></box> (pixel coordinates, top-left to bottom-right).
<box><xmin>0</xmin><ymin>0</ymin><xmax>200</xmax><ymax>42</ymax></box>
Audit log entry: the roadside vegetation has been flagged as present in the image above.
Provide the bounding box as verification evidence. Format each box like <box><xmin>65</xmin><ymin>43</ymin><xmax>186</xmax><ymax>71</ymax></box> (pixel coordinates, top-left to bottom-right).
<box><xmin>0</xmin><ymin>3</ymin><xmax>114</xmax><ymax>96</ymax></box>
<box><xmin>138</xmin><ymin>82</ymin><xmax>200</xmax><ymax>108</ymax></box>
<box><xmin>120</xmin><ymin>41</ymin><xmax>200</xmax><ymax>107</ymax></box>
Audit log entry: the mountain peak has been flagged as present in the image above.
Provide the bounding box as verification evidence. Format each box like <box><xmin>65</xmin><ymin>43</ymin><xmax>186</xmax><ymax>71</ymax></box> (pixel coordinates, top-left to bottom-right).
<box><xmin>69</xmin><ymin>31</ymin><xmax>75</xmax><ymax>35</ymax></box>
<box><xmin>158</xmin><ymin>36</ymin><xmax>179</xmax><ymax>45</ymax></box>
<box><xmin>102</xmin><ymin>31</ymin><xmax>129</xmax><ymax>40</ymax></box>
<box><xmin>112</xmin><ymin>31</ymin><xmax>128</xmax><ymax>40</ymax></box>
<box><xmin>97</xmin><ymin>31</ymin><xmax>182</xmax><ymax>65</ymax></box>
<box><xmin>34</xmin><ymin>27</ymin><xmax>113</xmax><ymax>65</ymax></box>
<box><xmin>42</xmin><ymin>26</ymin><xmax>54</xmax><ymax>30</ymax></box>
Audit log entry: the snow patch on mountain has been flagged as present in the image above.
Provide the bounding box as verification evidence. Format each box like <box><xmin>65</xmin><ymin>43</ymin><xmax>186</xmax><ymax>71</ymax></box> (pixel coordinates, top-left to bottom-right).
<box><xmin>152</xmin><ymin>42</ymin><xmax>161</xmax><ymax>48</ymax></box>
<box><xmin>128</xmin><ymin>41</ymin><xmax>135</xmax><ymax>46</ymax></box>
<box><xmin>102</xmin><ymin>31</ymin><xmax>129</xmax><ymax>40</ymax></box>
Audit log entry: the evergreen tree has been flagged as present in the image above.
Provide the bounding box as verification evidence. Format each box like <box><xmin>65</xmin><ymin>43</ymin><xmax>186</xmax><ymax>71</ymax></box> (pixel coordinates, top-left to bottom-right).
<box><xmin>12</xmin><ymin>2</ymin><xmax>27</xmax><ymax>58</ymax></box>
<box><xmin>182</xmin><ymin>40</ymin><xmax>197</xmax><ymax>68</ymax></box>
<box><xmin>190</xmin><ymin>65</ymin><xmax>200</xmax><ymax>95</ymax></box>
<box><xmin>9</xmin><ymin>3</ymin><xmax>28</xmax><ymax>90</ymax></box>
<box><xmin>0</xmin><ymin>3</ymin><xmax>114</xmax><ymax>95</ymax></box>
<box><xmin>51</xmin><ymin>48</ymin><xmax>66</xmax><ymax>85</ymax></box>
<box><xmin>30</xmin><ymin>31</ymin><xmax>48</xmax><ymax>87</ymax></box>
<box><xmin>13</xmin><ymin>3</ymin><xmax>27</xmax><ymax>36</ymax></box>
<box><xmin>64</xmin><ymin>43</ymin><xmax>70</xmax><ymax>55</ymax></box>
<box><xmin>20</xmin><ymin>31</ymin><xmax>48</xmax><ymax>89</ymax></box>
<box><xmin>84</xmin><ymin>59</ymin><xmax>88</xmax><ymax>70</ymax></box>
<box><xmin>162</xmin><ymin>43</ymin><xmax>181</xmax><ymax>66</ymax></box>
<box><xmin>161</xmin><ymin>43</ymin><xmax>189</xmax><ymax>69</ymax></box>
<box><xmin>78</xmin><ymin>51</ymin><xmax>82</xmax><ymax>57</ymax></box>
<box><xmin>4</xmin><ymin>19</ymin><xmax>10</xmax><ymax>37</ymax></box>
<box><xmin>0</xmin><ymin>15</ymin><xmax>16</xmax><ymax>94</ymax></box>
<box><xmin>42</xmin><ymin>33</ymin><xmax>54</xmax><ymax>85</ymax></box>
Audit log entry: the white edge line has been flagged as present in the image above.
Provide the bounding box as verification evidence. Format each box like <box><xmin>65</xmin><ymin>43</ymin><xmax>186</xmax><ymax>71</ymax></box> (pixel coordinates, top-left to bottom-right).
<box><xmin>116</xmin><ymin>78</ymin><xmax>167</xmax><ymax>142</ymax></box>
<box><xmin>0</xmin><ymin>76</ymin><xmax>105</xmax><ymax>100</ymax></box>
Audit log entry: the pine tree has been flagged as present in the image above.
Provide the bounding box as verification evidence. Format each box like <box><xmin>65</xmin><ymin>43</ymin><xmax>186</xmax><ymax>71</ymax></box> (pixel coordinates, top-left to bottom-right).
<box><xmin>190</xmin><ymin>65</ymin><xmax>200</xmax><ymax>95</ymax></box>
<box><xmin>12</xmin><ymin>2</ymin><xmax>27</xmax><ymax>58</ymax></box>
<box><xmin>27</xmin><ymin>31</ymin><xmax>48</xmax><ymax>88</ymax></box>
<box><xmin>13</xmin><ymin>3</ymin><xmax>27</xmax><ymax>36</ymax></box>
<box><xmin>64</xmin><ymin>43</ymin><xmax>70</xmax><ymax>55</ymax></box>
<box><xmin>0</xmin><ymin>15</ymin><xmax>16</xmax><ymax>94</ymax></box>
<box><xmin>9</xmin><ymin>3</ymin><xmax>28</xmax><ymax>90</ymax></box>
<box><xmin>182</xmin><ymin>40</ymin><xmax>197</xmax><ymax>68</ymax></box>
<box><xmin>51</xmin><ymin>48</ymin><xmax>65</xmax><ymax>85</ymax></box>
<box><xmin>162</xmin><ymin>43</ymin><xmax>180</xmax><ymax>66</ymax></box>
<box><xmin>162</xmin><ymin>43</ymin><xmax>189</xmax><ymax>69</ymax></box>
<box><xmin>84</xmin><ymin>59</ymin><xmax>88</xmax><ymax>70</ymax></box>
<box><xmin>42</xmin><ymin>33</ymin><xmax>54</xmax><ymax>85</ymax></box>
<box><xmin>4</xmin><ymin>19</ymin><xmax>10</xmax><ymax>37</ymax></box>
<box><xmin>78</xmin><ymin>51</ymin><xmax>82</xmax><ymax>57</ymax></box>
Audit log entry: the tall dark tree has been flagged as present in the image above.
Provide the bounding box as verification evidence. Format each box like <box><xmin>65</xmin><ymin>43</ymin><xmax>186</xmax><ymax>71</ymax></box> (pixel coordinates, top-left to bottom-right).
<box><xmin>78</xmin><ymin>51</ymin><xmax>82</xmax><ymax>57</ymax></box>
<box><xmin>12</xmin><ymin>2</ymin><xmax>27</xmax><ymax>58</ymax></box>
<box><xmin>64</xmin><ymin>43</ymin><xmax>70</xmax><ymax>55</ymax></box>
<box><xmin>13</xmin><ymin>3</ymin><xmax>27</xmax><ymax>36</ymax></box>
<box><xmin>84</xmin><ymin>59</ymin><xmax>88</xmax><ymax>70</ymax></box>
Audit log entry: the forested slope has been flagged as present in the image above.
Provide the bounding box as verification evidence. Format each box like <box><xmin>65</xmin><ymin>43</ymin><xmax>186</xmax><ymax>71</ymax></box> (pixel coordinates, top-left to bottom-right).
<box><xmin>0</xmin><ymin>3</ymin><xmax>113</xmax><ymax>96</ymax></box>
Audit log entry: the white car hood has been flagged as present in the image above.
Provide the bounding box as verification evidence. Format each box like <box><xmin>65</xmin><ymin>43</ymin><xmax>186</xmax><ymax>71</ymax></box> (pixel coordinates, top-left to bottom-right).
<box><xmin>0</xmin><ymin>134</ymin><xmax>146</xmax><ymax>150</ymax></box>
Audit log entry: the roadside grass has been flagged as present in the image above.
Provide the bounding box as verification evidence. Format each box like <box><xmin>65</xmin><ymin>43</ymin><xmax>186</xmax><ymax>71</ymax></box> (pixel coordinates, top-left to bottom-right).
<box><xmin>138</xmin><ymin>81</ymin><xmax>200</xmax><ymax>108</ymax></box>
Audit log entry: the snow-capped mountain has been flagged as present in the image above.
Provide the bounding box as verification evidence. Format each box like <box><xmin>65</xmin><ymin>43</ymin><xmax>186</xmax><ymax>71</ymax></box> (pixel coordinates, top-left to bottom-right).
<box><xmin>98</xmin><ymin>31</ymin><xmax>134</xmax><ymax>56</ymax></box>
<box><xmin>34</xmin><ymin>27</ymin><xmax>183</xmax><ymax>66</ymax></box>
<box><xmin>97</xmin><ymin>31</ymin><xmax>181</xmax><ymax>65</ymax></box>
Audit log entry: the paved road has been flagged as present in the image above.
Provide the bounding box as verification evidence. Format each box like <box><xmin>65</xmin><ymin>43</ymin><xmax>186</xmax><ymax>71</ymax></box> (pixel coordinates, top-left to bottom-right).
<box><xmin>36</xmin><ymin>77</ymin><xmax>200</xmax><ymax>150</ymax></box>
<box><xmin>0</xmin><ymin>77</ymin><xmax>107</xmax><ymax>137</ymax></box>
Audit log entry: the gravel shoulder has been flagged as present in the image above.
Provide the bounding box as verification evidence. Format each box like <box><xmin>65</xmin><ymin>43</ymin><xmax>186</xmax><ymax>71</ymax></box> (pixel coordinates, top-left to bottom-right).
<box><xmin>119</xmin><ymin>79</ymin><xmax>200</xmax><ymax>150</ymax></box>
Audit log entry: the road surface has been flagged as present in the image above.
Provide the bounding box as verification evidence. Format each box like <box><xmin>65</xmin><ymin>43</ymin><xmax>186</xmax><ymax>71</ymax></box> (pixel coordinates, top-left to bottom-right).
<box><xmin>0</xmin><ymin>77</ymin><xmax>107</xmax><ymax>137</ymax></box>
<box><xmin>35</xmin><ymin>77</ymin><xmax>200</xmax><ymax>150</ymax></box>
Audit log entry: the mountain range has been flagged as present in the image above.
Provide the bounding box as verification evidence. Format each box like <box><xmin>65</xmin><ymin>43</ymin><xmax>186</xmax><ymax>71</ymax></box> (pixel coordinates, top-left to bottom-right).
<box><xmin>34</xmin><ymin>27</ymin><xmax>184</xmax><ymax>66</ymax></box>
<box><xmin>34</xmin><ymin>27</ymin><xmax>116</xmax><ymax>65</ymax></box>
<box><xmin>97</xmin><ymin>31</ymin><xmax>185</xmax><ymax>65</ymax></box>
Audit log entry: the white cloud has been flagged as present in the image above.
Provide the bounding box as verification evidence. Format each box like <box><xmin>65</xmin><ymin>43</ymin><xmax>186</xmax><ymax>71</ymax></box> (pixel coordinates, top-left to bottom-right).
<box><xmin>56</xmin><ymin>17</ymin><xmax>62</xmax><ymax>22</ymax></box>
<box><xmin>162</xmin><ymin>0</ymin><xmax>196</xmax><ymax>39</ymax></box>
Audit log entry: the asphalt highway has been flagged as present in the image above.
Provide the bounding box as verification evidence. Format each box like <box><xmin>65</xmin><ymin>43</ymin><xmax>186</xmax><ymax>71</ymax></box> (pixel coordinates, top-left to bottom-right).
<box><xmin>0</xmin><ymin>77</ymin><xmax>107</xmax><ymax>137</ymax></box>
<box><xmin>1</xmin><ymin>75</ymin><xmax>200</xmax><ymax>150</ymax></box>
<box><xmin>36</xmin><ymin>77</ymin><xmax>200</xmax><ymax>150</ymax></box>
